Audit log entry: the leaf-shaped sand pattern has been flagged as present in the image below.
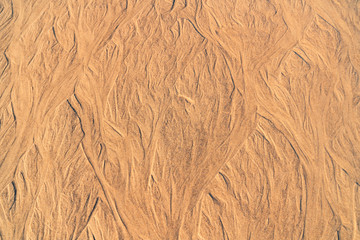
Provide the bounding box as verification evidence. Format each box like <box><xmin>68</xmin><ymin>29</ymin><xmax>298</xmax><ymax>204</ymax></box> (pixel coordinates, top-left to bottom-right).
<box><xmin>0</xmin><ymin>0</ymin><xmax>359</xmax><ymax>239</ymax></box>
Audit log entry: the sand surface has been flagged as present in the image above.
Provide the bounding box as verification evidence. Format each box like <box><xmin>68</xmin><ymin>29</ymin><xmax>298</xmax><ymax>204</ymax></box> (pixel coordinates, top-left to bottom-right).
<box><xmin>0</xmin><ymin>0</ymin><xmax>360</xmax><ymax>239</ymax></box>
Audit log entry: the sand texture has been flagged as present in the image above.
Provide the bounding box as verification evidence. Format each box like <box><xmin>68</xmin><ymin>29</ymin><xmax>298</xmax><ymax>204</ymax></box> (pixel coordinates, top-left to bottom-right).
<box><xmin>0</xmin><ymin>0</ymin><xmax>360</xmax><ymax>239</ymax></box>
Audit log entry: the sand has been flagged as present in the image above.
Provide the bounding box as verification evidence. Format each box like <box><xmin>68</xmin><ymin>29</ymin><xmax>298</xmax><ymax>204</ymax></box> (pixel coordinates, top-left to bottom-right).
<box><xmin>0</xmin><ymin>0</ymin><xmax>359</xmax><ymax>239</ymax></box>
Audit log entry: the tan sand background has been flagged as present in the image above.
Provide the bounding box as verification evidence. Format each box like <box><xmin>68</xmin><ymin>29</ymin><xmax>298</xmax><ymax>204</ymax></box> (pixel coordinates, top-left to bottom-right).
<box><xmin>0</xmin><ymin>0</ymin><xmax>359</xmax><ymax>239</ymax></box>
